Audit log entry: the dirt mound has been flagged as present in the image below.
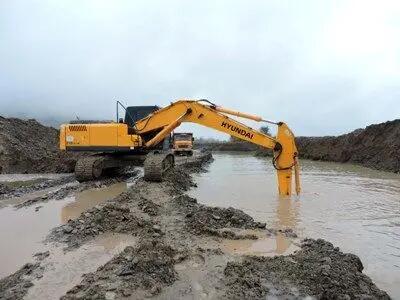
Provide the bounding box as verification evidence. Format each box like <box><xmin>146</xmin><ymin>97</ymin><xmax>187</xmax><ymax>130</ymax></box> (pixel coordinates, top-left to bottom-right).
<box><xmin>224</xmin><ymin>238</ymin><xmax>390</xmax><ymax>299</ymax></box>
<box><xmin>164</xmin><ymin>168</ymin><xmax>199</xmax><ymax>195</ymax></box>
<box><xmin>297</xmin><ymin>119</ymin><xmax>400</xmax><ymax>172</ymax></box>
<box><xmin>62</xmin><ymin>240</ymin><xmax>183</xmax><ymax>299</ymax></box>
<box><xmin>0</xmin><ymin>116</ymin><xmax>82</xmax><ymax>174</ymax></box>
<box><xmin>49</xmin><ymin>198</ymin><xmax>158</xmax><ymax>249</ymax></box>
<box><xmin>174</xmin><ymin>195</ymin><xmax>266</xmax><ymax>237</ymax></box>
<box><xmin>136</xmin><ymin>196</ymin><xmax>160</xmax><ymax>216</ymax></box>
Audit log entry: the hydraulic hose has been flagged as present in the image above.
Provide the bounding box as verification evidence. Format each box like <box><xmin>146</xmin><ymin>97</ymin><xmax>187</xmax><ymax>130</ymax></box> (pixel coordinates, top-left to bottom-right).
<box><xmin>272</xmin><ymin>144</ymin><xmax>296</xmax><ymax>171</ymax></box>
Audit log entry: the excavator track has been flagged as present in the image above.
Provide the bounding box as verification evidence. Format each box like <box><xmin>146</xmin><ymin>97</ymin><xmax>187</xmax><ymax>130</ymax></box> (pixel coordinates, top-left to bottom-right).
<box><xmin>75</xmin><ymin>156</ymin><xmax>105</xmax><ymax>182</ymax></box>
<box><xmin>144</xmin><ymin>152</ymin><xmax>175</xmax><ymax>182</ymax></box>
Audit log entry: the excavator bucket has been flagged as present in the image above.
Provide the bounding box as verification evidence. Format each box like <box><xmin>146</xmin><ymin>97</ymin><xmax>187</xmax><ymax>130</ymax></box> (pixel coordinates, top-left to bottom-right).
<box><xmin>275</xmin><ymin>123</ymin><xmax>301</xmax><ymax>196</ymax></box>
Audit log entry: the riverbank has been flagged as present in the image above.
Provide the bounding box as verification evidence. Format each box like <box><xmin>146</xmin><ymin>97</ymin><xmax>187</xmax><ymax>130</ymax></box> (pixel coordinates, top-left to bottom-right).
<box><xmin>0</xmin><ymin>155</ymin><xmax>390</xmax><ymax>299</ymax></box>
<box><xmin>197</xmin><ymin>118</ymin><xmax>400</xmax><ymax>173</ymax></box>
<box><xmin>295</xmin><ymin>119</ymin><xmax>400</xmax><ymax>173</ymax></box>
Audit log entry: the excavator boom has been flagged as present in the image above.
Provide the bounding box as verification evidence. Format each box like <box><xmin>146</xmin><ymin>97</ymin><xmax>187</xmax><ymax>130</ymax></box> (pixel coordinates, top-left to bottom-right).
<box><xmin>134</xmin><ymin>100</ymin><xmax>300</xmax><ymax>195</ymax></box>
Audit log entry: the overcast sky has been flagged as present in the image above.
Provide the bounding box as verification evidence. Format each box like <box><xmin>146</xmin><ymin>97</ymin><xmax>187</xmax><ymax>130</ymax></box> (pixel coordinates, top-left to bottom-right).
<box><xmin>1</xmin><ymin>0</ymin><xmax>399</xmax><ymax>139</ymax></box>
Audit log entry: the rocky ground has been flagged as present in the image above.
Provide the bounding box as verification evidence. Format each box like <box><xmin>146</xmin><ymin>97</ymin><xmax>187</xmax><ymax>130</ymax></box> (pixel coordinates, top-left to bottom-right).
<box><xmin>0</xmin><ymin>155</ymin><xmax>390</xmax><ymax>299</ymax></box>
<box><xmin>0</xmin><ymin>116</ymin><xmax>83</xmax><ymax>174</ymax></box>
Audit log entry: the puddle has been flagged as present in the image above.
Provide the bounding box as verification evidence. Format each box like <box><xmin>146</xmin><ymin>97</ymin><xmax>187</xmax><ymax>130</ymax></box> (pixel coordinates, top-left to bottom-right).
<box><xmin>0</xmin><ymin>182</ymin><xmax>78</xmax><ymax>209</ymax></box>
<box><xmin>221</xmin><ymin>234</ymin><xmax>299</xmax><ymax>257</ymax></box>
<box><xmin>0</xmin><ymin>182</ymin><xmax>129</xmax><ymax>278</ymax></box>
<box><xmin>61</xmin><ymin>182</ymin><xmax>128</xmax><ymax>222</ymax></box>
<box><xmin>26</xmin><ymin>233</ymin><xmax>137</xmax><ymax>300</ymax></box>
<box><xmin>157</xmin><ymin>255</ymin><xmax>227</xmax><ymax>299</ymax></box>
<box><xmin>0</xmin><ymin>173</ymin><xmax>69</xmax><ymax>183</ymax></box>
<box><xmin>220</xmin><ymin>229</ymin><xmax>299</xmax><ymax>257</ymax></box>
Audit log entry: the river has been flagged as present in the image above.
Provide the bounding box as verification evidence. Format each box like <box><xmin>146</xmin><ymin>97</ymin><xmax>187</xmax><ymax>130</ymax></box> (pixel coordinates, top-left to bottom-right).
<box><xmin>189</xmin><ymin>152</ymin><xmax>400</xmax><ymax>298</ymax></box>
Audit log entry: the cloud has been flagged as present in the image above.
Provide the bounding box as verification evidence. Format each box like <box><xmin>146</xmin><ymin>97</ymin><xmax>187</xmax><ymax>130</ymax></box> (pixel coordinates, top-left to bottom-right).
<box><xmin>0</xmin><ymin>0</ymin><xmax>399</xmax><ymax>139</ymax></box>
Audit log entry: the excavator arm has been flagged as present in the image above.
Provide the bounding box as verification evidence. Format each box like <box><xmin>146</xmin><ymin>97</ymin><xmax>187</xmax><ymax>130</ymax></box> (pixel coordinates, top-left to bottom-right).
<box><xmin>134</xmin><ymin>99</ymin><xmax>300</xmax><ymax>196</ymax></box>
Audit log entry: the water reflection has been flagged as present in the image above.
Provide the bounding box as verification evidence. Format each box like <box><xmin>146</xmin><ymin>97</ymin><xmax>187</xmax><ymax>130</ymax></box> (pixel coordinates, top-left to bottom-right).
<box><xmin>274</xmin><ymin>196</ymin><xmax>301</xmax><ymax>253</ymax></box>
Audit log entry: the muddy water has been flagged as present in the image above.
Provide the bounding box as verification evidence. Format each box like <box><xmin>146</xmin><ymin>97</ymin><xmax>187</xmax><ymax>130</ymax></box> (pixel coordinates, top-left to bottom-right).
<box><xmin>26</xmin><ymin>233</ymin><xmax>137</xmax><ymax>300</ymax></box>
<box><xmin>189</xmin><ymin>152</ymin><xmax>400</xmax><ymax>298</ymax></box>
<box><xmin>0</xmin><ymin>173</ymin><xmax>68</xmax><ymax>183</ymax></box>
<box><xmin>221</xmin><ymin>230</ymin><xmax>299</xmax><ymax>257</ymax></box>
<box><xmin>0</xmin><ymin>182</ymin><xmax>128</xmax><ymax>278</ymax></box>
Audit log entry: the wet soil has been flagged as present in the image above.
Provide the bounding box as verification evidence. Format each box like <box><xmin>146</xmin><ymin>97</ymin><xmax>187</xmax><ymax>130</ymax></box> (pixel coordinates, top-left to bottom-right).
<box><xmin>62</xmin><ymin>240</ymin><xmax>182</xmax><ymax>299</ymax></box>
<box><xmin>0</xmin><ymin>117</ymin><xmax>84</xmax><ymax>174</ymax></box>
<box><xmin>0</xmin><ymin>251</ymin><xmax>48</xmax><ymax>300</ymax></box>
<box><xmin>173</xmin><ymin>194</ymin><xmax>267</xmax><ymax>238</ymax></box>
<box><xmin>0</xmin><ymin>263</ymin><xmax>41</xmax><ymax>300</ymax></box>
<box><xmin>0</xmin><ymin>153</ymin><xmax>390</xmax><ymax>299</ymax></box>
<box><xmin>10</xmin><ymin>170</ymin><xmax>138</xmax><ymax>208</ymax></box>
<box><xmin>0</xmin><ymin>175</ymin><xmax>75</xmax><ymax>200</ymax></box>
<box><xmin>224</xmin><ymin>238</ymin><xmax>390</xmax><ymax>299</ymax></box>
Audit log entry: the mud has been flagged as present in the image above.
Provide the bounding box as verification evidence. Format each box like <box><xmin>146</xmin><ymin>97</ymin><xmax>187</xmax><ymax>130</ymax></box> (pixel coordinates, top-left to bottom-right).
<box><xmin>174</xmin><ymin>195</ymin><xmax>267</xmax><ymax>238</ymax></box>
<box><xmin>48</xmin><ymin>196</ymin><xmax>157</xmax><ymax>249</ymax></box>
<box><xmin>0</xmin><ymin>175</ymin><xmax>75</xmax><ymax>200</ymax></box>
<box><xmin>0</xmin><ymin>263</ymin><xmax>41</xmax><ymax>300</ymax></box>
<box><xmin>0</xmin><ymin>183</ymin><xmax>13</xmax><ymax>195</ymax></box>
<box><xmin>0</xmin><ymin>117</ymin><xmax>84</xmax><ymax>174</ymax></box>
<box><xmin>62</xmin><ymin>240</ymin><xmax>182</xmax><ymax>299</ymax></box>
<box><xmin>0</xmin><ymin>152</ymin><xmax>390</xmax><ymax>299</ymax></box>
<box><xmin>13</xmin><ymin>170</ymin><xmax>138</xmax><ymax>208</ymax></box>
<box><xmin>224</xmin><ymin>238</ymin><xmax>390</xmax><ymax>299</ymax></box>
<box><xmin>0</xmin><ymin>250</ymin><xmax>48</xmax><ymax>300</ymax></box>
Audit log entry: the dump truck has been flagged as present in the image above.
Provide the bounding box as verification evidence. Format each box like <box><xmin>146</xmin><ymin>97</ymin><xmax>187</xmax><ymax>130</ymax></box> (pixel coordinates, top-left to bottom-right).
<box><xmin>172</xmin><ymin>132</ymin><xmax>194</xmax><ymax>156</ymax></box>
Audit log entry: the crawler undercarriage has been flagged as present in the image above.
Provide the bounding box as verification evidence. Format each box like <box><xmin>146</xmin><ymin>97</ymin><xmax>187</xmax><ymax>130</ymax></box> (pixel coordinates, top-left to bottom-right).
<box><xmin>74</xmin><ymin>151</ymin><xmax>174</xmax><ymax>182</ymax></box>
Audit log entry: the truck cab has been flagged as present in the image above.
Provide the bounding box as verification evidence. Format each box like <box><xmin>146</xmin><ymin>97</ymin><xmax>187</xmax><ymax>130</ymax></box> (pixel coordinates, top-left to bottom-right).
<box><xmin>172</xmin><ymin>132</ymin><xmax>194</xmax><ymax>156</ymax></box>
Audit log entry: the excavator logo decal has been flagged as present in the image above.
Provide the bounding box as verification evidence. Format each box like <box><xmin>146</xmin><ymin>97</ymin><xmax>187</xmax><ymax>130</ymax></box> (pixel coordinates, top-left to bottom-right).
<box><xmin>221</xmin><ymin>121</ymin><xmax>254</xmax><ymax>139</ymax></box>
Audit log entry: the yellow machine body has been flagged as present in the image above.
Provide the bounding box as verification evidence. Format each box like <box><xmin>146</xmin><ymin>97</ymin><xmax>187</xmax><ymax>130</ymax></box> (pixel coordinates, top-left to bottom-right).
<box><xmin>60</xmin><ymin>99</ymin><xmax>301</xmax><ymax>196</ymax></box>
<box><xmin>60</xmin><ymin>123</ymin><xmax>141</xmax><ymax>151</ymax></box>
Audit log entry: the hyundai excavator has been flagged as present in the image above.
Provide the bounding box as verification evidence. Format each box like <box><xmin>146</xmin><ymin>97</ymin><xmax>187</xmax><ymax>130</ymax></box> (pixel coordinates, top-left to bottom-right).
<box><xmin>59</xmin><ymin>99</ymin><xmax>301</xmax><ymax>196</ymax></box>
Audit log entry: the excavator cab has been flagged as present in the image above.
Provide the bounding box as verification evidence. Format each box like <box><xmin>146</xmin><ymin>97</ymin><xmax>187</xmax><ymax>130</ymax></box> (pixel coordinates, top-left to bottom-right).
<box><xmin>124</xmin><ymin>106</ymin><xmax>160</xmax><ymax>127</ymax></box>
<box><xmin>122</xmin><ymin>105</ymin><xmax>170</xmax><ymax>150</ymax></box>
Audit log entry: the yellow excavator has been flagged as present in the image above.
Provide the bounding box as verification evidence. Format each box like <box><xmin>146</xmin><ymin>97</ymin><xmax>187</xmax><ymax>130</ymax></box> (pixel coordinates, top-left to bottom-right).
<box><xmin>59</xmin><ymin>99</ymin><xmax>300</xmax><ymax>196</ymax></box>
